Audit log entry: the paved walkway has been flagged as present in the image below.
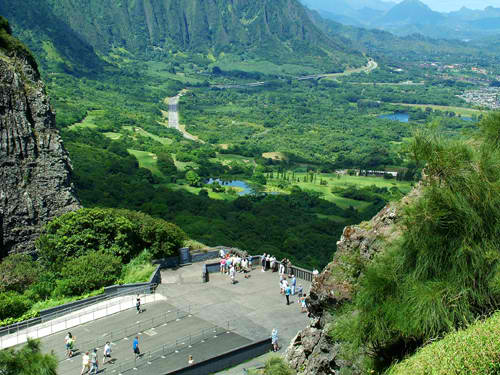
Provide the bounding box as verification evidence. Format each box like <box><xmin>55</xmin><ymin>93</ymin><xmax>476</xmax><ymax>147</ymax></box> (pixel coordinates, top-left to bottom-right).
<box><xmin>0</xmin><ymin>293</ymin><xmax>165</xmax><ymax>349</ymax></box>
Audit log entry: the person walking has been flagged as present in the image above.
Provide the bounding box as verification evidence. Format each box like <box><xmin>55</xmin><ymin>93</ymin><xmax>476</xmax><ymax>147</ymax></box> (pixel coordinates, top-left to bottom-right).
<box><xmin>271</xmin><ymin>328</ymin><xmax>279</xmax><ymax>352</ymax></box>
<box><xmin>285</xmin><ymin>284</ymin><xmax>292</xmax><ymax>305</ymax></box>
<box><xmin>291</xmin><ymin>275</ymin><xmax>296</xmax><ymax>295</ymax></box>
<box><xmin>188</xmin><ymin>355</ymin><xmax>194</xmax><ymax>365</ymax></box>
<box><xmin>229</xmin><ymin>265</ymin><xmax>236</xmax><ymax>284</ymax></box>
<box><xmin>133</xmin><ymin>336</ymin><xmax>140</xmax><ymax>359</ymax></box>
<box><xmin>81</xmin><ymin>352</ymin><xmax>90</xmax><ymax>375</ymax></box>
<box><xmin>64</xmin><ymin>332</ymin><xmax>75</xmax><ymax>358</ymax></box>
<box><xmin>89</xmin><ymin>348</ymin><xmax>98</xmax><ymax>375</ymax></box>
<box><xmin>136</xmin><ymin>295</ymin><xmax>142</xmax><ymax>314</ymax></box>
<box><xmin>103</xmin><ymin>341</ymin><xmax>112</xmax><ymax>364</ymax></box>
<box><xmin>261</xmin><ymin>253</ymin><xmax>266</xmax><ymax>272</ymax></box>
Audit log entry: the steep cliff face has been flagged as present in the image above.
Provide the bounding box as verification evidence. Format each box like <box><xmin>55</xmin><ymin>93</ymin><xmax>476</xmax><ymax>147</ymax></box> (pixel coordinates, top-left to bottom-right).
<box><xmin>285</xmin><ymin>189</ymin><xmax>420</xmax><ymax>374</ymax></box>
<box><xmin>0</xmin><ymin>20</ymin><xmax>80</xmax><ymax>255</ymax></box>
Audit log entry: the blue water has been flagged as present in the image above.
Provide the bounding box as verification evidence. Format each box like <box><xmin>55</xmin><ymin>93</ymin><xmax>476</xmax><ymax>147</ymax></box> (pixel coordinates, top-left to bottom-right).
<box><xmin>461</xmin><ymin>117</ymin><xmax>474</xmax><ymax>122</ymax></box>
<box><xmin>206</xmin><ymin>178</ymin><xmax>253</xmax><ymax>196</ymax></box>
<box><xmin>378</xmin><ymin>112</ymin><xmax>409</xmax><ymax>123</ymax></box>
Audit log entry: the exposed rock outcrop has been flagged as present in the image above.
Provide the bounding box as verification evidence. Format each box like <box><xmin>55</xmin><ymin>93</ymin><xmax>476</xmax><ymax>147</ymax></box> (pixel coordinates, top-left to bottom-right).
<box><xmin>285</xmin><ymin>189</ymin><xmax>420</xmax><ymax>374</ymax></box>
<box><xmin>0</xmin><ymin>24</ymin><xmax>80</xmax><ymax>255</ymax></box>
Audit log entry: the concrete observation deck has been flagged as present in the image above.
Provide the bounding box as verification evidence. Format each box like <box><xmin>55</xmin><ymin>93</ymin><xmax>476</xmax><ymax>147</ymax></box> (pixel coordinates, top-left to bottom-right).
<box><xmin>38</xmin><ymin>262</ymin><xmax>311</xmax><ymax>374</ymax></box>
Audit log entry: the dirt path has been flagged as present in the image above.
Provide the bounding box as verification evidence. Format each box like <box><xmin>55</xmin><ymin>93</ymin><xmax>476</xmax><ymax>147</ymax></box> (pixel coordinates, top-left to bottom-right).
<box><xmin>161</xmin><ymin>90</ymin><xmax>204</xmax><ymax>143</ymax></box>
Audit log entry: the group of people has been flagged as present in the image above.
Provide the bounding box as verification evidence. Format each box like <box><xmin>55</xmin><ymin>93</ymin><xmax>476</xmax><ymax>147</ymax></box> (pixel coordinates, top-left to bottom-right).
<box><xmin>261</xmin><ymin>254</ymin><xmax>293</xmax><ymax>274</ymax></box>
<box><xmin>219</xmin><ymin>251</ymin><xmax>253</xmax><ymax>284</ymax></box>
<box><xmin>65</xmin><ymin>332</ymin><xmax>113</xmax><ymax>375</ymax></box>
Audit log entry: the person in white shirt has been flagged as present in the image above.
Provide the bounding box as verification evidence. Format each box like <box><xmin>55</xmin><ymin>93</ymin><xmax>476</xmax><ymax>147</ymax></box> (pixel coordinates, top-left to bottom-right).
<box><xmin>229</xmin><ymin>265</ymin><xmax>236</xmax><ymax>284</ymax></box>
<box><xmin>81</xmin><ymin>352</ymin><xmax>90</xmax><ymax>375</ymax></box>
<box><xmin>103</xmin><ymin>341</ymin><xmax>112</xmax><ymax>364</ymax></box>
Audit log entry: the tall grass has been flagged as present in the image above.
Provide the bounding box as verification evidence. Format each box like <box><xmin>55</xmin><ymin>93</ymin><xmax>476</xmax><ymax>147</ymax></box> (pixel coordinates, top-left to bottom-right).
<box><xmin>119</xmin><ymin>250</ymin><xmax>156</xmax><ymax>284</ymax></box>
<box><xmin>344</xmin><ymin>113</ymin><xmax>500</xmax><ymax>369</ymax></box>
<box><xmin>387</xmin><ymin>311</ymin><xmax>500</xmax><ymax>375</ymax></box>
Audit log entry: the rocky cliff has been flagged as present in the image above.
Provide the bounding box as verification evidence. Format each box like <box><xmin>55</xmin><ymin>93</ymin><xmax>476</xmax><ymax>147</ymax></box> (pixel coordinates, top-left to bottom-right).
<box><xmin>0</xmin><ymin>18</ymin><xmax>80</xmax><ymax>255</ymax></box>
<box><xmin>285</xmin><ymin>189</ymin><xmax>420</xmax><ymax>374</ymax></box>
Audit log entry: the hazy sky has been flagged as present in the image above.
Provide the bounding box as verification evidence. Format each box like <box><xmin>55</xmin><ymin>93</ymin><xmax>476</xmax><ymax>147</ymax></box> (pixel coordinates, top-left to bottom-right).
<box><xmin>407</xmin><ymin>0</ymin><xmax>500</xmax><ymax>12</ymax></box>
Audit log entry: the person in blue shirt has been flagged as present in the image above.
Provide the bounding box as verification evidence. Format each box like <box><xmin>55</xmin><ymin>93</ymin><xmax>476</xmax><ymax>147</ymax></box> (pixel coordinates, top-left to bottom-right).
<box><xmin>133</xmin><ymin>336</ymin><xmax>140</xmax><ymax>359</ymax></box>
<box><xmin>285</xmin><ymin>285</ymin><xmax>291</xmax><ymax>305</ymax></box>
<box><xmin>291</xmin><ymin>275</ymin><xmax>296</xmax><ymax>295</ymax></box>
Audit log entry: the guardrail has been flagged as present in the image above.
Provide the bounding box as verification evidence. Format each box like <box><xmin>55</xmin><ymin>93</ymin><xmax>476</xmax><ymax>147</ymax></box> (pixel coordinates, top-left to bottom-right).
<box><xmin>58</xmin><ymin>306</ymin><xmax>191</xmax><ymax>362</ymax></box>
<box><xmin>105</xmin><ymin>321</ymin><xmax>234</xmax><ymax>374</ymax></box>
<box><xmin>0</xmin><ymin>285</ymin><xmax>160</xmax><ymax>349</ymax></box>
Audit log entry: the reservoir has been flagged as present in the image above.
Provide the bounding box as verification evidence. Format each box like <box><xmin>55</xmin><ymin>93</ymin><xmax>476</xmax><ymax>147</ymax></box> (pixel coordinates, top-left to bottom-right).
<box><xmin>378</xmin><ymin>112</ymin><xmax>409</xmax><ymax>123</ymax></box>
<box><xmin>206</xmin><ymin>178</ymin><xmax>253</xmax><ymax>196</ymax></box>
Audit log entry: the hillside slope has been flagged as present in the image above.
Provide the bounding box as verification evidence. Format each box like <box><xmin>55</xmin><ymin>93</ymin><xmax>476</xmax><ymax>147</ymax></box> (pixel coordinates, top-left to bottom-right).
<box><xmin>1</xmin><ymin>0</ymin><xmax>365</xmax><ymax>72</ymax></box>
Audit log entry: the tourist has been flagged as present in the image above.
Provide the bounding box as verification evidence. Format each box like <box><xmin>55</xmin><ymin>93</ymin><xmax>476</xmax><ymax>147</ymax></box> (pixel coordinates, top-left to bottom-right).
<box><xmin>279</xmin><ymin>275</ymin><xmax>285</xmax><ymax>294</ymax></box>
<box><xmin>279</xmin><ymin>262</ymin><xmax>285</xmax><ymax>276</ymax></box>
<box><xmin>291</xmin><ymin>275</ymin><xmax>296</xmax><ymax>295</ymax></box>
<box><xmin>188</xmin><ymin>355</ymin><xmax>194</xmax><ymax>365</ymax></box>
<box><xmin>312</xmin><ymin>269</ymin><xmax>319</xmax><ymax>278</ymax></box>
<box><xmin>64</xmin><ymin>332</ymin><xmax>75</xmax><ymax>358</ymax></box>
<box><xmin>248</xmin><ymin>256</ymin><xmax>253</xmax><ymax>270</ymax></box>
<box><xmin>136</xmin><ymin>295</ymin><xmax>142</xmax><ymax>314</ymax></box>
<box><xmin>300</xmin><ymin>294</ymin><xmax>308</xmax><ymax>313</ymax></box>
<box><xmin>297</xmin><ymin>284</ymin><xmax>303</xmax><ymax>297</ymax></box>
<box><xmin>266</xmin><ymin>254</ymin><xmax>271</xmax><ymax>270</ymax></box>
<box><xmin>226</xmin><ymin>257</ymin><xmax>232</xmax><ymax>274</ymax></box>
<box><xmin>219</xmin><ymin>248</ymin><xmax>225</xmax><ymax>258</ymax></box>
<box><xmin>285</xmin><ymin>283</ymin><xmax>292</xmax><ymax>305</ymax></box>
<box><xmin>81</xmin><ymin>351</ymin><xmax>90</xmax><ymax>375</ymax></box>
<box><xmin>103</xmin><ymin>341</ymin><xmax>112</xmax><ymax>364</ymax></box>
<box><xmin>230</xmin><ymin>265</ymin><xmax>236</xmax><ymax>284</ymax></box>
<box><xmin>271</xmin><ymin>328</ymin><xmax>279</xmax><ymax>352</ymax></box>
<box><xmin>261</xmin><ymin>253</ymin><xmax>266</xmax><ymax>272</ymax></box>
<box><xmin>133</xmin><ymin>336</ymin><xmax>140</xmax><ymax>359</ymax></box>
<box><xmin>89</xmin><ymin>348</ymin><xmax>98</xmax><ymax>375</ymax></box>
<box><xmin>220</xmin><ymin>257</ymin><xmax>226</xmax><ymax>274</ymax></box>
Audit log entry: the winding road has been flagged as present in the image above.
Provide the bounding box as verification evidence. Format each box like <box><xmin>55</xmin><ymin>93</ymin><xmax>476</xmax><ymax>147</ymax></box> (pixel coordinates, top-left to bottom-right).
<box><xmin>164</xmin><ymin>59</ymin><xmax>378</xmax><ymax>142</ymax></box>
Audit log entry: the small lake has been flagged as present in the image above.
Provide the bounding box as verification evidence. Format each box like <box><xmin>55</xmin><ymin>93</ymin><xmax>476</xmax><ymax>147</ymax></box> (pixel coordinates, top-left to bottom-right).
<box><xmin>206</xmin><ymin>178</ymin><xmax>253</xmax><ymax>196</ymax></box>
<box><xmin>378</xmin><ymin>112</ymin><xmax>409</xmax><ymax>123</ymax></box>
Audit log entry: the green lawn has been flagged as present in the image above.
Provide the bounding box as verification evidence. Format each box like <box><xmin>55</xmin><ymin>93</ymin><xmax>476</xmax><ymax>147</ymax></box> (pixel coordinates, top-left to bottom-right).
<box><xmin>127</xmin><ymin>149</ymin><xmax>163</xmax><ymax>176</ymax></box>
<box><xmin>389</xmin><ymin>103</ymin><xmax>484</xmax><ymax>117</ymax></box>
<box><xmin>123</xmin><ymin>126</ymin><xmax>172</xmax><ymax>145</ymax></box>
<box><xmin>68</xmin><ymin>110</ymin><xmax>105</xmax><ymax>130</ymax></box>
<box><xmin>268</xmin><ymin>173</ymin><xmax>412</xmax><ymax>209</ymax></box>
<box><xmin>211</xmin><ymin>153</ymin><xmax>255</xmax><ymax>165</ymax></box>
<box><xmin>103</xmin><ymin>132</ymin><xmax>122</xmax><ymax>140</ymax></box>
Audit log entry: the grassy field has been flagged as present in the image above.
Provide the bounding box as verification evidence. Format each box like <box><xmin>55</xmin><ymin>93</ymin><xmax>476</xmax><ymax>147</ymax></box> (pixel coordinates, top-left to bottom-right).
<box><xmin>211</xmin><ymin>153</ymin><xmax>255</xmax><ymax>165</ymax></box>
<box><xmin>68</xmin><ymin>110</ymin><xmax>104</xmax><ymax>130</ymax></box>
<box><xmin>127</xmin><ymin>149</ymin><xmax>162</xmax><ymax>176</ymax></box>
<box><xmin>211</xmin><ymin>56</ymin><xmax>321</xmax><ymax>76</ymax></box>
<box><xmin>268</xmin><ymin>173</ymin><xmax>413</xmax><ymax>209</ymax></box>
<box><xmin>103</xmin><ymin>132</ymin><xmax>122</xmax><ymax>140</ymax></box>
<box><xmin>389</xmin><ymin>103</ymin><xmax>484</xmax><ymax>117</ymax></box>
<box><xmin>123</xmin><ymin>126</ymin><xmax>172</xmax><ymax>145</ymax></box>
<box><xmin>165</xmin><ymin>183</ymin><xmax>242</xmax><ymax>200</ymax></box>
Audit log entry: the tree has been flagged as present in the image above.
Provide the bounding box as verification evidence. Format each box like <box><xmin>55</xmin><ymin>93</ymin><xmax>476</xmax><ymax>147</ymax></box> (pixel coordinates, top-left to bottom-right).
<box><xmin>185</xmin><ymin>170</ymin><xmax>201</xmax><ymax>187</ymax></box>
<box><xmin>0</xmin><ymin>254</ymin><xmax>39</xmax><ymax>293</ymax></box>
<box><xmin>0</xmin><ymin>339</ymin><xmax>57</xmax><ymax>375</ymax></box>
<box><xmin>157</xmin><ymin>153</ymin><xmax>177</xmax><ymax>176</ymax></box>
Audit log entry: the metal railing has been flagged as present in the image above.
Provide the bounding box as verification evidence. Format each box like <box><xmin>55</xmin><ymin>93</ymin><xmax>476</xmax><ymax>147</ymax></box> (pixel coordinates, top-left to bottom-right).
<box><xmin>58</xmin><ymin>306</ymin><xmax>191</xmax><ymax>362</ymax></box>
<box><xmin>105</xmin><ymin>321</ymin><xmax>233</xmax><ymax>374</ymax></box>
<box><xmin>0</xmin><ymin>285</ymin><xmax>161</xmax><ymax>349</ymax></box>
<box><xmin>257</xmin><ymin>256</ymin><xmax>314</xmax><ymax>282</ymax></box>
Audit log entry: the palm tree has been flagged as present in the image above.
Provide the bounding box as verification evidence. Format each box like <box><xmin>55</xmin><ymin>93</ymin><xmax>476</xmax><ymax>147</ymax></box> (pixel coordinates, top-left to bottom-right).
<box><xmin>0</xmin><ymin>339</ymin><xmax>58</xmax><ymax>375</ymax></box>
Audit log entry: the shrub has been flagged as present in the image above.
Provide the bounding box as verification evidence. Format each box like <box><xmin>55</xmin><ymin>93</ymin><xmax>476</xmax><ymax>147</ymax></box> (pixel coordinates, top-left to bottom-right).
<box><xmin>37</xmin><ymin>208</ymin><xmax>186</xmax><ymax>269</ymax></box>
<box><xmin>0</xmin><ymin>254</ymin><xmax>39</xmax><ymax>293</ymax></box>
<box><xmin>0</xmin><ymin>292</ymin><xmax>32</xmax><ymax>320</ymax></box>
<box><xmin>56</xmin><ymin>251</ymin><xmax>122</xmax><ymax>296</ymax></box>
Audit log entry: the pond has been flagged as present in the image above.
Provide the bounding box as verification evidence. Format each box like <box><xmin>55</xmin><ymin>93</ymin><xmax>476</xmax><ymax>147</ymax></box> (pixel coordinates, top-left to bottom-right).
<box><xmin>378</xmin><ymin>112</ymin><xmax>409</xmax><ymax>123</ymax></box>
<box><xmin>206</xmin><ymin>178</ymin><xmax>253</xmax><ymax>196</ymax></box>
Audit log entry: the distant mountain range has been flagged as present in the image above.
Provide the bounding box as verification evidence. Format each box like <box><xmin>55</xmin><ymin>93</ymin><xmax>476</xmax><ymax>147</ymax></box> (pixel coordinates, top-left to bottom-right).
<box><xmin>301</xmin><ymin>0</ymin><xmax>500</xmax><ymax>40</ymax></box>
<box><xmin>0</xmin><ymin>0</ymin><xmax>365</xmax><ymax>74</ymax></box>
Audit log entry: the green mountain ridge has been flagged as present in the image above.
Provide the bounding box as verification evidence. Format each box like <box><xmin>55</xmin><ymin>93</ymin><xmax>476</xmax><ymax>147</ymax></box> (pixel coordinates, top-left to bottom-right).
<box><xmin>1</xmin><ymin>0</ymin><xmax>366</xmax><ymax>73</ymax></box>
